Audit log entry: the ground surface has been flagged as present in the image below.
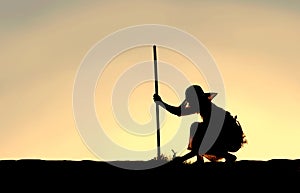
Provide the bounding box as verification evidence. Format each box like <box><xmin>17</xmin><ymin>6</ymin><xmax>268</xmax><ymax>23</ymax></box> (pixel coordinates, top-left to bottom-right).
<box><xmin>0</xmin><ymin>159</ymin><xmax>299</xmax><ymax>190</ymax></box>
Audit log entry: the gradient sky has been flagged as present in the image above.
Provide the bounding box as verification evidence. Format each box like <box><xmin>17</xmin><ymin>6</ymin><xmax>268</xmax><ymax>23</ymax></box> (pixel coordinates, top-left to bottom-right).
<box><xmin>1</xmin><ymin>0</ymin><xmax>299</xmax><ymax>162</ymax></box>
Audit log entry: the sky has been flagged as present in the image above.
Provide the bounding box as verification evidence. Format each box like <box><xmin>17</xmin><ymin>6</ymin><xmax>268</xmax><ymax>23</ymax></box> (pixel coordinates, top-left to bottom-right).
<box><xmin>1</xmin><ymin>0</ymin><xmax>300</xmax><ymax>164</ymax></box>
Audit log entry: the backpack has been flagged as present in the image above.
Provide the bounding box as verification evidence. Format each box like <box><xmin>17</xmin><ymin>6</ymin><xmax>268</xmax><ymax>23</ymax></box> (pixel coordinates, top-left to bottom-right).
<box><xmin>222</xmin><ymin>113</ymin><xmax>247</xmax><ymax>152</ymax></box>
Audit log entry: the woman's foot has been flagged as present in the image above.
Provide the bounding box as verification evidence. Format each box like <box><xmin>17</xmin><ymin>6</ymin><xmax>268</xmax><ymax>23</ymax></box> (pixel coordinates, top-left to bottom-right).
<box><xmin>190</xmin><ymin>155</ymin><xmax>204</xmax><ymax>166</ymax></box>
<box><xmin>224</xmin><ymin>153</ymin><xmax>237</xmax><ymax>163</ymax></box>
<box><xmin>204</xmin><ymin>154</ymin><xmax>223</xmax><ymax>162</ymax></box>
<box><xmin>196</xmin><ymin>154</ymin><xmax>204</xmax><ymax>164</ymax></box>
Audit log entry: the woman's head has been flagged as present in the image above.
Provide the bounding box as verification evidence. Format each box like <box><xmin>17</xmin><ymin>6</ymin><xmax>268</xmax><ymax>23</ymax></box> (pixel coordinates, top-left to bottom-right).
<box><xmin>185</xmin><ymin>85</ymin><xmax>217</xmax><ymax>104</ymax></box>
<box><xmin>185</xmin><ymin>85</ymin><xmax>206</xmax><ymax>104</ymax></box>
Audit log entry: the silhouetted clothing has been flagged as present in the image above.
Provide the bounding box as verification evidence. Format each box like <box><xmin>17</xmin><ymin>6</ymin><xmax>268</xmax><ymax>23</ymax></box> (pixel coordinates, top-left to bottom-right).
<box><xmin>188</xmin><ymin>110</ymin><xmax>245</xmax><ymax>155</ymax></box>
<box><xmin>153</xmin><ymin>85</ymin><xmax>246</xmax><ymax>163</ymax></box>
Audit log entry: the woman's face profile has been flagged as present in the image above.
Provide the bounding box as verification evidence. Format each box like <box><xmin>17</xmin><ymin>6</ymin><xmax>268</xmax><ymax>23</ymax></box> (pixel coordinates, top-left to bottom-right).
<box><xmin>185</xmin><ymin>90</ymin><xmax>198</xmax><ymax>106</ymax></box>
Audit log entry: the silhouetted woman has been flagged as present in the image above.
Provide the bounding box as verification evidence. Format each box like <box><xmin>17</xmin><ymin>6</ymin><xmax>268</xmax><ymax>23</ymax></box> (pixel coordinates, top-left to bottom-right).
<box><xmin>153</xmin><ymin>85</ymin><xmax>247</xmax><ymax>164</ymax></box>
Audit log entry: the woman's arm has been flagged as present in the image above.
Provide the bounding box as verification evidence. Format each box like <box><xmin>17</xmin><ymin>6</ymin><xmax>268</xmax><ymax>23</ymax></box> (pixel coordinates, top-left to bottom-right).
<box><xmin>153</xmin><ymin>94</ymin><xmax>197</xmax><ymax>117</ymax></box>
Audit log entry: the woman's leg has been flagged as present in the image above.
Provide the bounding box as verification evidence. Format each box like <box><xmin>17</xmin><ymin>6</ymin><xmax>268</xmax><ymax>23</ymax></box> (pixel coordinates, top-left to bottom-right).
<box><xmin>187</xmin><ymin>122</ymin><xmax>200</xmax><ymax>150</ymax></box>
<box><xmin>173</xmin><ymin>122</ymin><xmax>205</xmax><ymax>164</ymax></box>
<box><xmin>190</xmin><ymin>122</ymin><xmax>208</xmax><ymax>152</ymax></box>
<box><xmin>207</xmin><ymin>150</ymin><xmax>237</xmax><ymax>163</ymax></box>
<box><xmin>189</xmin><ymin>122</ymin><xmax>206</xmax><ymax>164</ymax></box>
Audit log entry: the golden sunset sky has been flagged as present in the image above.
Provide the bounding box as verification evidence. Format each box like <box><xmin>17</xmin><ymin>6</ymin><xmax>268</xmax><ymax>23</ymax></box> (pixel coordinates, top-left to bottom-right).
<box><xmin>1</xmin><ymin>0</ymin><xmax>299</xmax><ymax>163</ymax></box>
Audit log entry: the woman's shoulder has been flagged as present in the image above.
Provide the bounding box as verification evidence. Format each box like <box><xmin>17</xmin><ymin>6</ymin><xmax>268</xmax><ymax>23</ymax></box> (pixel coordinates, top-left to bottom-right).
<box><xmin>211</xmin><ymin>103</ymin><xmax>227</xmax><ymax>112</ymax></box>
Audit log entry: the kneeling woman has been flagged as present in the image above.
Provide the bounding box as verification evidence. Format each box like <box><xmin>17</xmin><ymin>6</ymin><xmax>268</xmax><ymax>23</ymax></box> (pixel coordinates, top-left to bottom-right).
<box><xmin>153</xmin><ymin>85</ymin><xmax>247</xmax><ymax>164</ymax></box>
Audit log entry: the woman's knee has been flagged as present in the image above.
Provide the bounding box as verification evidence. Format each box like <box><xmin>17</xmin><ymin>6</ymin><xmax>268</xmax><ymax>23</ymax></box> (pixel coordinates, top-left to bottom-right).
<box><xmin>189</xmin><ymin>122</ymin><xmax>200</xmax><ymax>137</ymax></box>
<box><xmin>190</xmin><ymin>122</ymin><xmax>200</xmax><ymax>130</ymax></box>
<box><xmin>190</xmin><ymin>122</ymin><xmax>207</xmax><ymax>133</ymax></box>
